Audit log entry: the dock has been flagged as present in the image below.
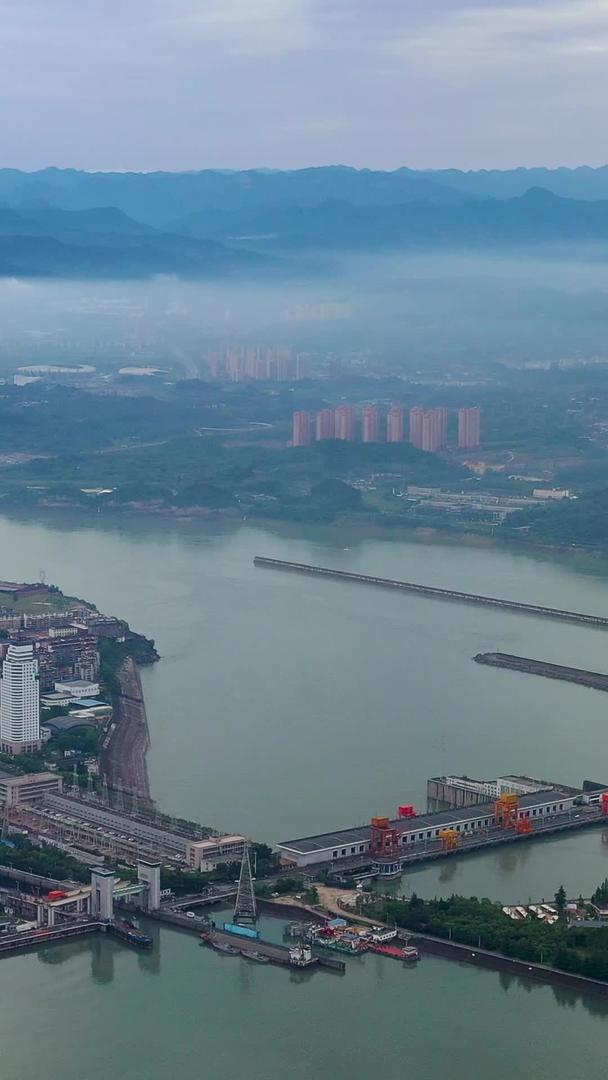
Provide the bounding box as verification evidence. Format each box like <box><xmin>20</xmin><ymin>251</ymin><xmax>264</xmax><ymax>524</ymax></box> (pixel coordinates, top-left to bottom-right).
<box><xmin>254</xmin><ymin>557</ymin><xmax>608</xmax><ymax>629</ymax></box>
<box><xmin>474</xmin><ymin>652</ymin><xmax>608</xmax><ymax>691</ymax></box>
<box><xmin>149</xmin><ymin>909</ymin><xmax>345</xmax><ymax>973</ymax></box>
<box><xmin>0</xmin><ymin>921</ymin><xmax>103</xmax><ymax>955</ymax></box>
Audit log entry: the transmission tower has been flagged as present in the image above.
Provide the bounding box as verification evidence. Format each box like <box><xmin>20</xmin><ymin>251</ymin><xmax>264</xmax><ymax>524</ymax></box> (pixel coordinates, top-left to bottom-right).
<box><xmin>102</xmin><ymin>777</ymin><xmax>110</xmax><ymax>807</ymax></box>
<box><xmin>131</xmin><ymin>792</ymin><xmax>139</xmax><ymax>817</ymax></box>
<box><xmin>70</xmin><ymin>764</ymin><xmax>80</xmax><ymax>798</ymax></box>
<box><xmin>115</xmin><ymin>786</ymin><xmax>125</xmax><ymax>814</ymax></box>
<box><xmin>233</xmin><ymin>843</ymin><xmax>257</xmax><ymax>924</ymax></box>
<box><xmin>86</xmin><ymin>772</ymin><xmax>95</xmax><ymax>800</ymax></box>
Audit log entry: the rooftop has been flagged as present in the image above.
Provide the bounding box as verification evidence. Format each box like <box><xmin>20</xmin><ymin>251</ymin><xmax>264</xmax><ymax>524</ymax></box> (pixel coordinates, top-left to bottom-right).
<box><xmin>278</xmin><ymin>787</ymin><xmax>579</xmax><ymax>856</ymax></box>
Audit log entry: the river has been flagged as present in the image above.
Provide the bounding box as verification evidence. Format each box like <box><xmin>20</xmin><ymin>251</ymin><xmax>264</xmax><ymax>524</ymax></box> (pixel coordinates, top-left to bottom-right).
<box><xmin>1</xmin><ymin>512</ymin><xmax>608</xmax><ymax>1075</ymax></box>
<box><xmin>2</xmin><ymin>916</ymin><xmax>608</xmax><ymax>1080</ymax></box>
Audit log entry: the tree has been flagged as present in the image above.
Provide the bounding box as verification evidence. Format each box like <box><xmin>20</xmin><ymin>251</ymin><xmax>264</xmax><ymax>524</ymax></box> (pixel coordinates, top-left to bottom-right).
<box><xmin>554</xmin><ymin>884</ymin><xmax>567</xmax><ymax>918</ymax></box>
<box><xmin>592</xmin><ymin>878</ymin><xmax>608</xmax><ymax>906</ymax></box>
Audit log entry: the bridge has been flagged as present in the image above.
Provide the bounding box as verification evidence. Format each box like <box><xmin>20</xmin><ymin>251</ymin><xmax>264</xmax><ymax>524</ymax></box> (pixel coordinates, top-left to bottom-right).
<box><xmin>254</xmin><ymin>557</ymin><xmax>608</xmax><ymax>629</ymax></box>
<box><xmin>164</xmin><ymin>888</ymin><xmax>237</xmax><ymax>911</ymax></box>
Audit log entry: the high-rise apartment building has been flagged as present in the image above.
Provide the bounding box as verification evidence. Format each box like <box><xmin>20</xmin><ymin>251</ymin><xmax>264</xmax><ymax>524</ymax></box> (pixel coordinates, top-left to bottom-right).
<box><xmin>315</xmin><ymin>408</ymin><xmax>336</xmax><ymax>441</ymax></box>
<box><xmin>436</xmin><ymin>407</ymin><xmax>449</xmax><ymax>448</ymax></box>
<box><xmin>362</xmin><ymin>405</ymin><xmax>381</xmax><ymax>443</ymax></box>
<box><xmin>334</xmin><ymin>405</ymin><xmax>356</xmax><ymax>441</ymax></box>
<box><xmin>386</xmin><ymin>405</ymin><xmax>405</xmax><ymax>443</ymax></box>
<box><xmin>458</xmin><ymin>407</ymin><xmax>481</xmax><ymax>450</ymax></box>
<box><xmin>0</xmin><ymin>643</ymin><xmax>41</xmax><ymax>754</ymax></box>
<box><xmin>292</xmin><ymin>411</ymin><xmax>312</xmax><ymax>447</ymax></box>
<box><xmin>409</xmin><ymin>406</ymin><xmax>425</xmax><ymax>448</ymax></box>
<box><xmin>421</xmin><ymin>410</ymin><xmax>442</xmax><ymax>453</ymax></box>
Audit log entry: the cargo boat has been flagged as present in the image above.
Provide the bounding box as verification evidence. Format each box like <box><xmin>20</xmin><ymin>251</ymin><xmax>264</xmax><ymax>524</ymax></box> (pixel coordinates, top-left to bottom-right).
<box><xmin>244</xmin><ymin>950</ymin><xmax>270</xmax><ymax>963</ymax></box>
<box><xmin>108</xmin><ymin>921</ymin><xmax>152</xmax><ymax>949</ymax></box>
<box><xmin>371</xmin><ymin>943</ymin><xmax>419</xmax><ymax>961</ymax></box>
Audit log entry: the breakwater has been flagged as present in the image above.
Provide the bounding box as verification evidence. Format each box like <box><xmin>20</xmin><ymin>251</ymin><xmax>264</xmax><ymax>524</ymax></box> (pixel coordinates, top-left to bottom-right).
<box><xmin>474</xmin><ymin>652</ymin><xmax>608</xmax><ymax>691</ymax></box>
<box><xmin>254</xmin><ymin>557</ymin><xmax>608</xmax><ymax>628</ymax></box>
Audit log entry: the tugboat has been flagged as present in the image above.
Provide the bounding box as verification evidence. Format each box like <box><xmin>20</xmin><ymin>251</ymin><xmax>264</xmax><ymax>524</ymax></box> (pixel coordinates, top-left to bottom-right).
<box><xmin>289</xmin><ymin>943</ymin><xmax>316</xmax><ymax>968</ymax></box>
<box><xmin>211</xmin><ymin>940</ymin><xmax>240</xmax><ymax>956</ymax></box>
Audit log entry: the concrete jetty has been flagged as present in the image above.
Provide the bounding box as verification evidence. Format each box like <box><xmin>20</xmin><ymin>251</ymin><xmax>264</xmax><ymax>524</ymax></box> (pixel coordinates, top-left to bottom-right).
<box><xmin>254</xmin><ymin>557</ymin><xmax>608</xmax><ymax>629</ymax></box>
<box><xmin>474</xmin><ymin>652</ymin><xmax>608</xmax><ymax>691</ymax></box>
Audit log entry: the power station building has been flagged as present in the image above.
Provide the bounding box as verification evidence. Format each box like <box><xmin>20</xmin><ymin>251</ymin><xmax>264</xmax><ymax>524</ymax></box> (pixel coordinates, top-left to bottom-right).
<box><xmin>276</xmin><ymin>785</ymin><xmax>586</xmax><ymax>869</ymax></box>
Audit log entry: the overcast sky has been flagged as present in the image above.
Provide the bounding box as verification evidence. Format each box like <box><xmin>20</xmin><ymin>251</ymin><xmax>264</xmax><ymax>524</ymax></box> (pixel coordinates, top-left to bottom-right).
<box><xmin>2</xmin><ymin>0</ymin><xmax>608</xmax><ymax>172</ymax></box>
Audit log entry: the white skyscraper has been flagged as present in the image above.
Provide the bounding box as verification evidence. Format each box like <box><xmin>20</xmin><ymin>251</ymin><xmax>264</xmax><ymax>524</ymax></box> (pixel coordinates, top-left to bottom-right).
<box><xmin>0</xmin><ymin>643</ymin><xmax>41</xmax><ymax>755</ymax></box>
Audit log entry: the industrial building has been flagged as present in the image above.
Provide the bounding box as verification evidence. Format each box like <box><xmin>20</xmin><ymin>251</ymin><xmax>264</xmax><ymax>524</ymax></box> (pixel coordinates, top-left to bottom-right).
<box><xmin>276</xmin><ymin>783</ymin><xmax>596</xmax><ymax>870</ymax></box>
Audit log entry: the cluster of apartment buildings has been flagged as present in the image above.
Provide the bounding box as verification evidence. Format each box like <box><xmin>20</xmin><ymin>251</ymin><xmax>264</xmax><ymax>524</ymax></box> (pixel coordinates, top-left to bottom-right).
<box><xmin>0</xmin><ymin>589</ymin><xmax>127</xmax><ymax>755</ymax></box>
<box><xmin>292</xmin><ymin>405</ymin><xmax>481</xmax><ymax>451</ymax></box>
<box><xmin>208</xmin><ymin>344</ymin><xmax>310</xmax><ymax>382</ymax></box>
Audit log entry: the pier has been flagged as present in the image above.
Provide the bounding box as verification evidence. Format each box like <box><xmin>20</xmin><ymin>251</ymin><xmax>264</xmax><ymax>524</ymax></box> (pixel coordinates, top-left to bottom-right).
<box><xmin>0</xmin><ymin>921</ymin><xmax>102</xmax><ymax>955</ymax></box>
<box><xmin>474</xmin><ymin>652</ymin><xmax>608</xmax><ymax>691</ymax></box>
<box><xmin>148</xmin><ymin>908</ymin><xmax>345</xmax><ymax>973</ymax></box>
<box><xmin>254</xmin><ymin>557</ymin><xmax>608</xmax><ymax>628</ymax></box>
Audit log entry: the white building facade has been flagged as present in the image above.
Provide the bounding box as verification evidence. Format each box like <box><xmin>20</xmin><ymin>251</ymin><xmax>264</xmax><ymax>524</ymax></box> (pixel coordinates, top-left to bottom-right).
<box><xmin>0</xmin><ymin>643</ymin><xmax>41</xmax><ymax>754</ymax></box>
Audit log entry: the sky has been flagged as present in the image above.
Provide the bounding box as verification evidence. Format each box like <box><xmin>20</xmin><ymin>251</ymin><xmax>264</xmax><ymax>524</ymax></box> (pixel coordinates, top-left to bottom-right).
<box><xmin>2</xmin><ymin>0</ymin><xmax>608</xmax><ymax>172</ymax></box>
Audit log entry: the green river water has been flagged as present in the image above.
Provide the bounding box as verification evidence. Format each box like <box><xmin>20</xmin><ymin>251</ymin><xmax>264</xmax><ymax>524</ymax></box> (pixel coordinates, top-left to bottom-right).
<box><xmin>0</xmin><ymin>513</ymin><xmax>607</xmax><ymax>1076</ymax></box>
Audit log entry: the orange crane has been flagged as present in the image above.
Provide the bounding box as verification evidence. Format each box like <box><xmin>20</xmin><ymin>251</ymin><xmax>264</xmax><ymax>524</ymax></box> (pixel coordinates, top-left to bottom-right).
<box><xmin>370</xmin><ymin>816</ymin><xmax>401</xmax><ymax>857</ymax></box>
<box><xmin>495</xmin><ymin>793</ymin><xmax>519</xmax><ymax>829</ymax></box>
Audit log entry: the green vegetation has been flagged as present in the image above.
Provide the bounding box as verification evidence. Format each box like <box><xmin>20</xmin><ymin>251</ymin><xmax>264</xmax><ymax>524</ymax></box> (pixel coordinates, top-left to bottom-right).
<box><xmin>0</xmin><ymin>835</ymin><xmax>90</xmax><ymax>883</ymax></box>
<box><xmin>592</xmin><ymin>879</ymin><xmax>608</xmax><ymax>906</ymax></box>
<box><xmin>99</xmin><ymin>634</ymin><xmax>158</xmax><ymax>696</ymax></box>
<box><xmin>368</xmin><ymin>892</ymin><xmax>608</xmax><ymax>981</ymax></box>
<box><xmin>509</xmin><ymin>488</ymin><xmax>608</xmax><ymax>549</ymax></box>
<box><xmin>0</xmin><ymin>586</ymin><xmax>80</xmax><ymax>617</ymax></box>
<box><xmin>255</xmin><ymin>875</ymin><xmax>306</xmax><ymax>899</ymax></box>
<box><xmin>161</xmin><ymin>843</ymin><xmax>279</xmax><ymax>897</ymax></box>
<box><xmin>0</xmin><ymin>371</ymin><xmax>607</xmax><ymax>547</ymax></box>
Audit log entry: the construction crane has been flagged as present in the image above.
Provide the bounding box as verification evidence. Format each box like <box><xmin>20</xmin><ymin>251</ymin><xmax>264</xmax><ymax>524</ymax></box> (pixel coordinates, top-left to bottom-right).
<box><xmin>495</xmin><ymin>793</ymin><xmax>519</xmax><ymax>829</ymax></box>
<box><xmin>440</xmin><ymin>828</ymin><xmax>460</xmax><ymax>851</ymax></box>
<box><xmin>370</xmin><ymin>816</ymin><xmax>401</xmax><ymax>857</ymax></box>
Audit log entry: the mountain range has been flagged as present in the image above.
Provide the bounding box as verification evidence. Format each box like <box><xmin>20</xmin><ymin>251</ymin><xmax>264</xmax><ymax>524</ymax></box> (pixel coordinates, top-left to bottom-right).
<box><xmin>0</xmin><ymin>204</ymin><xmax>269</xmax><ymax>278</ymax></box>
<box><xmin>4</xmin><ymin>165</ymin><xmax>608</xmax><ymax>227</ymax></box>
<box><xmin>170</xmin><ymin>187</ymin><xmax>608</xmax><ymax>251</ymax></box>
<box><xmin>2</xmin><ymin>170</ymin><xmax>608</xmax><ymax>278</ymax></box>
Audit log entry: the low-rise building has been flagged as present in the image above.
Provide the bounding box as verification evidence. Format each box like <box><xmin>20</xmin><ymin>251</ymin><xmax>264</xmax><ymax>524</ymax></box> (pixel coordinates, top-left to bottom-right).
<box><xmin>0</xmin><ymin>770</ymin><xmax>63</xmax><ymax>806</ymax></box>
<box><xmin>54</xmin><ymin>678</ymin><xmax>101</xmax><ymax>698</ymax></box>
<box><xmin>186</xmin><ymin>834</ymin><xmax>246</xmax><ymax>871</ymax></box>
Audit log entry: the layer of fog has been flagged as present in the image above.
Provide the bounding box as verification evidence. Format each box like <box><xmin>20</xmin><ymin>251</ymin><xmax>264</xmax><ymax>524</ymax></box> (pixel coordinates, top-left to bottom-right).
<box><xmin>1</xmin><ymin>247</ymin><xmax>608</xmax><ymax>376</ymax></box>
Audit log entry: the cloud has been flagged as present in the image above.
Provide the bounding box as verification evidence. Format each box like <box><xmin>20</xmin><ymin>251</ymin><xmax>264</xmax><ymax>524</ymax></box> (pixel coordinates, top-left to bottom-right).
<box><xmin>0</xmin><ymin>0</ymin><xmax>606</xmax><ymax>169</ymax></box>
<box><xmin>387</xmin><ymin>1</ymin><xmax>608</xmax><ymax>67</ymax></box>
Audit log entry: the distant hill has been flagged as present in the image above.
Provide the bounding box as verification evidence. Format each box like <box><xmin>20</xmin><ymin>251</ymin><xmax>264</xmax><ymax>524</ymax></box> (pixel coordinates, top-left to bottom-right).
<box><xmin>170</xmin><ymin>188</ymin><xmax>608</xmax><ymax>251</ymax></box>
<box><xmin>2</xmin><ymin>184</ymin><xmax>608</xmax><ymax>278</ymax></box>
<box><xmin>0</xmin><ymin>203</ymin><xmax>271</xmax><ymax>278</ymax></box>
<box><xmin>3</xmin><ymin>166</ymin><xmax>608</xmax><ymax>229</ymax></box>
<box><xmin>0</xmin><ymin>167</ymin><xmax>472</xmax><ymax>227</ymax></box>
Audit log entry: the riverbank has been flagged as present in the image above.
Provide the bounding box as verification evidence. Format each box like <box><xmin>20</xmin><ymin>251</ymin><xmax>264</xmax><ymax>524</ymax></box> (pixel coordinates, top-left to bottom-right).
<box><xmin>276</xmin><ymin>888</ymin><xmax>608</xmax><ymax>1000</ymax></box>
<box><xmin>2</xmin><ymin>500</ymin><xmax>608</xmax><ymax>564</ymax></box>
